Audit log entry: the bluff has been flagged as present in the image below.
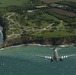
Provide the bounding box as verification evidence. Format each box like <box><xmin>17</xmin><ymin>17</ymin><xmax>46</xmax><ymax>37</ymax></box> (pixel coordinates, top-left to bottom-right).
<box><xmin>0</xmin><ymin>1</ymin><xmax>76</xmax><ymax>47</ymax></box>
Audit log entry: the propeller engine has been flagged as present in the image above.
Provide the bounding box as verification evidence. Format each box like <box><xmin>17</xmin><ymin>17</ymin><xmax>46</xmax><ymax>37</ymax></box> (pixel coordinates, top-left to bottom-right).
<box><xmin>60</xmin><ymin>55</ymin><xmax>68</xmax><ymax>61</ymax></box>
<box><xmin>61</xmin><ymin>55</ymin><xmax>68</xmax><ymax>59</ymax></box>
<box><xmin>49</xmin><ymin>57</ymin><xmax>53</xmax><ymax>61</ymax></box>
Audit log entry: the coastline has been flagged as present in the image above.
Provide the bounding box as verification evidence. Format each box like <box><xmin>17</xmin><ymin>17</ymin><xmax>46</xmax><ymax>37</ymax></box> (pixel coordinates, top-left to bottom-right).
<box><xmin>0</xmin><ymin>43</ymin><xmax>51</xmax><ymax>51</ymax></box>
<box><xmin>0</xmin><ymin>43</ymin><xmax>75</xmax><ymax>51</ymax></box>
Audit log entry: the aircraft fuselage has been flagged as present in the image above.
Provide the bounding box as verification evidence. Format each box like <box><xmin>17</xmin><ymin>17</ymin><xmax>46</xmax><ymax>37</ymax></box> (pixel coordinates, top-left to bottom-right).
<box><xmin>53</xmin><ymin>49</ymin><xmax>59</xmax><ymax>61</ymax></box>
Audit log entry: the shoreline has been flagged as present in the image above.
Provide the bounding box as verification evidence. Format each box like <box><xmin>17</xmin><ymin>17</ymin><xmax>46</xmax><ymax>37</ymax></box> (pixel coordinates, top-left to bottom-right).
<box><xmin>0</xmin><ymin>44</ymin><xmax>52</xmax><ymax>51</ymax></box>
<box><xmin>0</xmin><ymin>43</ymin><xmax>75</xmax><ymax>51</ymax></box>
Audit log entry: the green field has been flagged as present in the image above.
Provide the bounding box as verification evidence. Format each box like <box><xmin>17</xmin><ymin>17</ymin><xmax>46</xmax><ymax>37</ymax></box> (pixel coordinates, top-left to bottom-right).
<box><xmin>0</xmin><ymin>0</ymin><xmax>75</xmax><ymax>7</ymax></box>
<box><xmin>0</xmin><ymin>0</ymin><xmax>29</xmax><ymax>7</ymax></box>
<box><xmin>57</xmin><ymin>1</ymin><xmax>76</xmax><ymax>7</ymax></box>
<box><xmin>0</xmin><ymin>0</ymin><xmax>76</xmax><ymax>7</ymax></box>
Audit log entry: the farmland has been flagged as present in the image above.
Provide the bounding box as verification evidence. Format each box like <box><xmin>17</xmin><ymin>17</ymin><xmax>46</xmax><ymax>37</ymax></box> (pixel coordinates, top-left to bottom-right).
<box><xmin>42</xmin><ymin>0</ymin><xmax>76</xmax><ymax>3</ymax></box>
<box><xmin>49</xmin><ymin>8</ymin><xmax>76</xmax><ymax>17</ymax></box>
<box><xmin>0</xmin><ymin>0</ymin><xmax>29</xmax><ymax>7</ymax></box>
<box><xmin>57</xmin><ymin>1</ymin><xmax>76</xmax><ymax>7</ymax></box>
<box><xmin>41</xmin><ymin>0</ymin><xmax>63</xmax><ymax>3</ymax></box>
<box><xmin>66</xmin><ymin>0</ymin><xmax>76</xmax><ymax>2</ymax></box>
<box><xmin>0</xmin><ymin>0</ymin><xmax>76</xmax><ymax>7</ymax></box>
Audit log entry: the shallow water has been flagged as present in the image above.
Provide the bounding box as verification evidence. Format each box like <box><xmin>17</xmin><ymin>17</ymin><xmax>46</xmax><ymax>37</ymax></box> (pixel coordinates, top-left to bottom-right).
<box><xmin>0</xmin><ymin>45</ymin><xmax>76</xmax><ymax>75</ymax></box>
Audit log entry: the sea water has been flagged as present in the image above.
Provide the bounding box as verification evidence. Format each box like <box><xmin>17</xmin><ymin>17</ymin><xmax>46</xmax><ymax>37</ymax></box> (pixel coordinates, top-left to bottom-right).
<box><xmin>0</xmin><ymin>45</ymin><xmax>76</xmax><ymax>75</ymax></box>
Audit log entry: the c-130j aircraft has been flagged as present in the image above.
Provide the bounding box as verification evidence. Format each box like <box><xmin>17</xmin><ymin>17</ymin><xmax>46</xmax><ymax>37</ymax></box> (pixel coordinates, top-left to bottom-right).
<box><xmin>36</xmin><ymin>47</ymin><xmax>76</xmax><ymax>62</ymax></box>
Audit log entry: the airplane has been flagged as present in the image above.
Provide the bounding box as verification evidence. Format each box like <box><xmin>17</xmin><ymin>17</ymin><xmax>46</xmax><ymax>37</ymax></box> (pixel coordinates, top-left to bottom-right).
<box><xmin>36</xmin><ymin>47</ymin><xmax>76</xmax><ymax>62</ymax></box>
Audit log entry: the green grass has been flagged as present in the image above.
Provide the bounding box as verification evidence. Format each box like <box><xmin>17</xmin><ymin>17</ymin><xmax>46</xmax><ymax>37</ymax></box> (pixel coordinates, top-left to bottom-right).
<box><xmin>42</xmin><ymin>13</ymin><xmax>60</xmax><ymax>22</ymax></box>
<box><xmin>0</xmin><ymin>0</ymin><xmax>29</xmax><ymax>7</ymax></box>
<box><xmin>34</xmin><ymin>30</ymin><xmax>71</xmax><ymax>39</ymax></box>
<box><xmin>58</xmin><ymin>1</ymin><xmax>76</xmax><ymax>7</ymax></box>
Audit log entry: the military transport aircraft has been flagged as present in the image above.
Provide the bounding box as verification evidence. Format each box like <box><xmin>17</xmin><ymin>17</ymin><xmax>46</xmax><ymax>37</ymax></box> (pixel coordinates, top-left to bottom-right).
<box><xmin>36</xmin><ymin>47</ymin><xmax>76</xmax><ymax>62</ymax></box>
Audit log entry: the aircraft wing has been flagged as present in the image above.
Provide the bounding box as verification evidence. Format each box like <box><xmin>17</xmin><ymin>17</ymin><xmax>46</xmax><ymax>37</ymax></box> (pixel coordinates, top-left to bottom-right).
<box><xmin>61</xmin><ymin>54</ymin><xmax>76</xmax><ymax>59</ymax></box>
<box><xmin>36</xmin><ymin>55</ymin><xmax>52</xmax><ymax>59</ymax></box>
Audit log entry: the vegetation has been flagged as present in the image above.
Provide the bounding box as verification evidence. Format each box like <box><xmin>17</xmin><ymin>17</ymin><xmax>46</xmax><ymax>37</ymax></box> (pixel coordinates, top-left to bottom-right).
<box><xmin>57</xmin><ymin>1</ymin><xmax>76</xmax><ymax>7</ymax></box>
<box><xmin>0</xmin><ymin>0</ymin><xmax>76</xmax><ymax>47</ymax></box>
<box><xmin>56</xmin><ymin>1</ymin><xmax>76</xmax><ymax>13</ymax></box>
<box><xmin>0</xmin><ymin>0</ymin><xmax>29</xmax><ymax>7</ymax></box>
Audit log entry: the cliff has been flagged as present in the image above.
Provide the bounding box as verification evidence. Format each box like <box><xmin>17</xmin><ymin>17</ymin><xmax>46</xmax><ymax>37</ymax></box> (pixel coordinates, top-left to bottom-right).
<box><xmin>0</xmin><ymin>1</ymin><xmax>76</xmax><ymax>47</ymax></box>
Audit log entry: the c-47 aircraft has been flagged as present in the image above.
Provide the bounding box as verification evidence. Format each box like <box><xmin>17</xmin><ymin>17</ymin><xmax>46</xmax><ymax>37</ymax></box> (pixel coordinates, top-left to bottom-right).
<box><xmin>36</xmin><ymin>48</ymin><xmax>76</xmax><ymax>62</ymax></box>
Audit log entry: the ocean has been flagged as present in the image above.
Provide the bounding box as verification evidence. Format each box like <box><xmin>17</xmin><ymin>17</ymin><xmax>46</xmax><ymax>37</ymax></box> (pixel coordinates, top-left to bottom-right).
<box><xmin>0</xmin><ymin>45</ymin><xmax>76</xmax><ymax>75</ymax></box>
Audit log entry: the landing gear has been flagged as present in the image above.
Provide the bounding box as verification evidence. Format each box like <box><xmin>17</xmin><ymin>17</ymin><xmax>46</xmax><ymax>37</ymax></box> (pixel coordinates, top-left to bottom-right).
<box><xmin>60</xmin><ymin>58</ymin><xmax>63</xmax><ymax>61</ymax></box>
<box><xmin>50</xmin><ymin>58</ymin><xmax>54</xmax><ymax>62</ymax></box>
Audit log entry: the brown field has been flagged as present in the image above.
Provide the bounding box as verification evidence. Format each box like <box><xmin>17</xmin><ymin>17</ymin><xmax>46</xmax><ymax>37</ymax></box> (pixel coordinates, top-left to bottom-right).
<box><xmin>49</xmin><ymin>8</ymin><xmax>76</xmax><ymax>17</ymax></box>
<box><xmin>67</xmin><ymin>0</ymin><xmax>76</xmax><ymax>2</ymax></box>
<box><xmin>41</xmin><ymin>0</ymin><xmax>63</xmax><ymax>3</ymax></box>
<box><xmin>42</xmin><ymin>0</ymin><xmax>76</xmax><ymax>3</ymax></box>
